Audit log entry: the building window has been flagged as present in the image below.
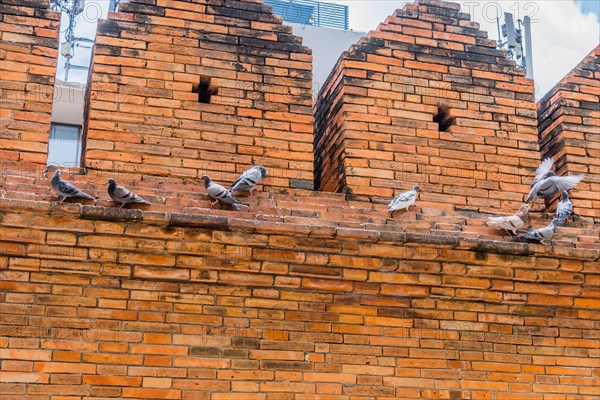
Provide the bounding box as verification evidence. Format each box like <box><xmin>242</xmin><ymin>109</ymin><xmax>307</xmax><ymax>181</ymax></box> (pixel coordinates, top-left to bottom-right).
<box><xmin>47</xmin><ymin>123</ymin><xmax>82</xmax><ymax>168</ymax></box>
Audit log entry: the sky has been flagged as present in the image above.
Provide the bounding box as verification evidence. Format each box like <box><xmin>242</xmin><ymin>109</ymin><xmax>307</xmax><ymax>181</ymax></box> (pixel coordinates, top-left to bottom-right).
<box><xmin>58</xmin><ymin>0</ymin><xmax>599</xmax><ymax>99</ymax></box>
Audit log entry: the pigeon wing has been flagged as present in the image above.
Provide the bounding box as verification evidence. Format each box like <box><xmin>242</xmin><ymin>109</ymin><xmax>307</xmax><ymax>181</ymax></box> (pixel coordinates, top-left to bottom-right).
<box><xmin>112</xmin><ymin>185</ymin><xmax>131</xmax><ymax>201</ymax></box>
<box><xmin>533</xmin><ymin>179</ymin><xmax>557</xmax><ymax>199</ymax></box>
<box><xmin>488</xmin><ymin>215</ymin><xmax>524</xmax><ymax>232</ymax></box>
<box><xmin>389</xmin><ymin>191</ymin><xmax>415</xmax><ymax>211</ymax></box>
<box><xmin>111</xmin><ymin>184</ymin><xmax>149</xmax><ymax>205</ymax></box>
<box><xmin>531</xmin><ymin>158</ymin><xmax>554</xmax><ymax>188</ymax></box>
<box><xmin>59</xmin><ymin>179</ymin><xmax>94</xmax><ymax>199</ymax></box>
<box><xmin>208</xmin><ymin>183</ymin><xmax>240</xmax><ymax>205</ymax></box>
<box><xmin>554</xmin><ymin>175</ymin><xmax>584</xmax><ymax>193</ymax></box>
<box><xmin>231</xmin><ymin>167</ymin><xmax>262</xmax><ymax>192</ymax></box>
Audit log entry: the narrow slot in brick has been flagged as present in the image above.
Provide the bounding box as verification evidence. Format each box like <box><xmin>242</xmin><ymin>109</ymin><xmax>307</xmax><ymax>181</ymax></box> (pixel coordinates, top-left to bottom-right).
<box><xmin>433</xmin><ymin>105</ymin><xmax>455</xmax><ymax>132</ymax></box>
<box><xmin>192</xmin><ymin>77</ymin><xmax>219</xmax><ymax>104</ymax></box>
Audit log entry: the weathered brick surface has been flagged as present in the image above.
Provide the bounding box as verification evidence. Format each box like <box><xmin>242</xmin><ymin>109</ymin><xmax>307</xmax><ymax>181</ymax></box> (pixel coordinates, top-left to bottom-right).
<box><xmin>0</xmin><ymin>199</ymin><xmax>599</xmax><ymax>399</ymax></box>
<box><xmin>537</xmin><ymin>45</ymin><xmax>600</xmax><ymax>222</ymax></box>
<box><xmin>0</xmin><ymin>0</ymin><xmax>59</xmax><ymax>165</ymax></box>
<box><xmin>1</xmin><ymin>0</ymin><xmax>599</xmax><ymax>398</ymax></box>
<box><xmin>315</xmin><ymin>0</ymin><xmax>539</xmax><ymax>209</ymax></box>
<box><xmin>83</xmin><ymin>0</ymin><xmax>314</xmax><ymax>190</ymax></box>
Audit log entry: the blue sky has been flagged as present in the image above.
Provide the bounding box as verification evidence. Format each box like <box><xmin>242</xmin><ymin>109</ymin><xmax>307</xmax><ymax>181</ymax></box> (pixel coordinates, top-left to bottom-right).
<box><xmin>577</xmin><ymin>0</ymin><xmax>600</xmax><ymax>20</ymax></box>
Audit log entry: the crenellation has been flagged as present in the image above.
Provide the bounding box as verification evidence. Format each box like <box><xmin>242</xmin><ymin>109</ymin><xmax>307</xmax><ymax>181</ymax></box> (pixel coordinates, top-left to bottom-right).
<box><xmin>0</xmin><ymin>0</ymin><xmax>598</xmax><ymax>398</ymax></box>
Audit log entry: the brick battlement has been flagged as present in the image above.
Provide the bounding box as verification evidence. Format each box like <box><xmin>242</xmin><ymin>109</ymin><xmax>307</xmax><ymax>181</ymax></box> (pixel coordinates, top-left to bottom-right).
<box><xmin>0</xmin><ymin>0</ymin><xmax>60</xmax><ymax>165</ymax></box>
<box><xmin>315</xmin><ymin>0</ymin><xmax>539</xmax><ymax>209</ymax></box>
<box><xmin>83</xmin><ymin>0</ymin><xmax>314</xmax><ymax>191</ymax></box>
<box><xmin>537</xmin><ymin>45</ymin><xmax>600</xmax><ymax>222</ymax></box>
<box><xmin>0</xmin><ymin>0</ymin><xmax>599</xmax><ymax>398</ymax></box>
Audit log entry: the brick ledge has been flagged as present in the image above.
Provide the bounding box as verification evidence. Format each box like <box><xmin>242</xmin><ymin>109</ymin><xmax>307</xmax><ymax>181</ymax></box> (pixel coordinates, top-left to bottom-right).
<box><xmin>1</xmin><ymin>198</ymin><xmax>597</xmax><ymax>261</ymax></box>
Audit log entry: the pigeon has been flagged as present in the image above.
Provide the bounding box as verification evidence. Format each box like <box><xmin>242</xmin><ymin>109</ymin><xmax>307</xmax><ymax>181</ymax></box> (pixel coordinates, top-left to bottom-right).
<box><xmin>201</xmin><ymin>175</ymin><xmax>241</xmax><ymax>209</ymax></box>
<box><xmin>526</xmin><ymin>175</ymin><xmax>584</xmax><ymax>204</ymax></box>
<box><xmin>51</xmin><ymin>170</ymin><xmax>95</xmax><ymax>203</ymax></box>
<box><xmin>107</xmin><ymin>178</ymin><xmax>150</xmax><ymax>208</ymax></box>
<box><xmin>530</xmin><ymin>158</ymin><xmax>555</xmax><ymax>188</ymax></box>
<box><xmin>487</xmin><ymin>203</ymin><xmax>530</xmax><ymax>235</ymax></box>
<box><xmin>389</xmin><ymin>185</ymin><xmax>421</xmax><ymax>213</ymax></box>
<box><xmin>230</xmin><ymin>165</ymin><xmax>269</xmax><ymax>196</ymax></box>
<box><xmin>555</xmin><ymin>191</ymin><xmax>573</xmax><ymax>227</ymax></box>
<box><xmin>518</xmin><ymin>218</ymin><xmax>557</xmax><ymax>245</ymax></box>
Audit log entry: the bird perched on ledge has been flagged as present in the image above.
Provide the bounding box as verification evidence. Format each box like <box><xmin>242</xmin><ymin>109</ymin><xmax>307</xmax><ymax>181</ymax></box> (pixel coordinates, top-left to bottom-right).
<box><xmin>518</xmin><ymin>219</ymin><xmax>557</xmax><ymax>246</ymax></box>
<box><xmin>51</xmin><ymin>170</ymin><xmax>95</xmax><ymax>203</ymax></box>
<box><xmin>202</xmin><ymin>175</ymin><xmax>241</xmax><ymax>210</ymax></box>
<box><xmin>389</xmin><ymin>185</ymin><xmax>421</xmax><ymax>213</ymax></box>
<box><xmin>487</xmin><ymin>203</ymin><xmax>530</xmax><ymax>235</ymax></box>
<box><xmin>107</xmin><ymin>178</ymin><xmax>150</xmax><ymax>209</ymax></box>
<box><xmin>555</xmin><ymin>191</ymin><xmax>573</xmax><ymax>227</ymax></box>
<box><xmin>230</xmin><ymin>165</ymin><xmax>269</xmax><ymax>196</ymax></box>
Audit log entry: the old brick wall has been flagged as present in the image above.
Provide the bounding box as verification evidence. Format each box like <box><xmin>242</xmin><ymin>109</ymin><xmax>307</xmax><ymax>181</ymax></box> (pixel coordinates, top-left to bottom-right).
<box><xmin>537</xmin><ymin>45</ymin><xmax>600</xmax><ymax>222</ymax></box>
<box><xmin>0</xmin><ymin>0</ymin><xmax>59</xmax><ymax>166</ymax></box>
<box><xmin>0</xmin><ymin>199</ymin><xmax>599</xmax><ymax>399</ymax></box>
<box><xmin>83</xmin><ymin>0</ymin><xmax>314</xmax><ymax>190</ymax></box>
<box><xmin>315</xmin><ymin>0</ymin><xmax>539</xmax><ymax>209</ymax></box>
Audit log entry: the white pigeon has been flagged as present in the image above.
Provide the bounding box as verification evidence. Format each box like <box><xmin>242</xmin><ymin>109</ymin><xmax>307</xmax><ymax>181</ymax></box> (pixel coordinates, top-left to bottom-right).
<box><xmin>487</xmin><ymin>203</ymin><xmax>530</xmax><ymax>235</ymax></box>
<box><xmin>107</xmin><ymin>178</ymin><xmax>150</xmax><ymax>208</ymax></box>
<box><xmin>51</xmin><ymin>170</ymin><xmax>95</xmax><ymax>203</ymax></box>
<box><xmin>555</xmin><ymin>191</ymin><xmax>573</xmax><ymax>227</ymax></box>
<box><xmin>518</xmin><ymin>219</ymin><xmax>557</xmax><ymax>246</ymax></box>
<box><xmin>202</xmin><ymin>175</ymin><xmax>241</xmax><ymax>209</ymax></box>
<box><xmin>230</xmin><ymin>165</ymin><xmax>268</xmax><ymax>196</ymax></box>
<box><xmin>389</xmin><ymin>185</ymin><xmax>421</xmax><ymax>213</ymax></box>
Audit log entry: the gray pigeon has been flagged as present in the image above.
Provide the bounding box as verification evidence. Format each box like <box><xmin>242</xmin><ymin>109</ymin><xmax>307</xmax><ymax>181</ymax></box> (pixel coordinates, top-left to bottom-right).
<box><xmin>51</xmin><ymin>170</ymin><xmax>95</xmax><ymax>203</ymax></box>
<box><xmin>555</xmin><ymin>191</ymin><xmax>573</xmax><ymax>227</ymax></box>
<box><xmin>107</xmin><ymin>178</ymin><xmax>150</xmax><ymax>208</ymax></box>
<box><xmin>230</xmin><ymin>165</ymin><xmax>269</xmax><ymax>196</ymax></box>
<box><xmin>389</xmin><ymin>185</ymin><xmax>421</xmax><ymax>213</ymax></box>
<box><xmin>202</xmin><ymin>175</ymin><xmax>241</xmax><ymax>209</ymax></box>
<box><xmin>530</xmin><ymin>158</ymin><xmax>555</xmax><ymax>188</ymax></box>
<box><xmin>518</xmin><ymin>218</ymin><xmax>557</xmax><ymax>245</ymax></box>
<box><xmin>526</xmin><ymin>175</ymin><xmax>584</xmax><ymax>204</ymax></box>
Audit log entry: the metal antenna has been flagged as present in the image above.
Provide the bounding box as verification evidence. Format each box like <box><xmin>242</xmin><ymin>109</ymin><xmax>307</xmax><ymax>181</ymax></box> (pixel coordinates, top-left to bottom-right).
<box><xmin>497</xmin><ymin>12</ymin><xmax>534</xmax><ymax>78</ymax></box>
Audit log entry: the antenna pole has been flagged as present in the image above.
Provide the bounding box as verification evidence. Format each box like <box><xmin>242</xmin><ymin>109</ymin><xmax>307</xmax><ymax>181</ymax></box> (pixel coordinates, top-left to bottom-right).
<box><xmin>496</xmin><ymin>17</ymin><xmax>502</xmax><ymax>47</ymax></box>
<box><xmin>523</xmin><ymin>16</ymin><xmax>534</xmax><ymax>79</ymax></box>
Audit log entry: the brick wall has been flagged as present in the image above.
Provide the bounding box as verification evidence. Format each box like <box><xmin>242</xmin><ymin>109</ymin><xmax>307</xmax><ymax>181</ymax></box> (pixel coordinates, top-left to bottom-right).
<box><xmin>537</xmin><ymin>45</ymin><xmax>600</xmax><ymax>222</ymax></box>
<box><xmin>0</xmin><ymin>199</ymin><xmax>599</xmax><ymax>399</ymax></box>
<box><xmin>315</xmin><ymin>0</ymin><xmax>539</xmax><ymax>210</ymax></box>
<box><xmin>83</xmin><ymin>0</ymin><xmax>314</xmax><ymax>190</ymax></box>
<box><xmin>0</xmin><ymin>0</ymin><xmax>59</xmax><ymax>165</ymax></box>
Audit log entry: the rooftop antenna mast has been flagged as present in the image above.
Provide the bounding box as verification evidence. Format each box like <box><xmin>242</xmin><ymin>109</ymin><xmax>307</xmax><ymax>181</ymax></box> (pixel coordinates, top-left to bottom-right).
<box><xmin>496</xmin><ymin>12</ymin><xmax>534</xmax><ymax>78</ymax></box>
<box><xmin>109</xmin><ymin>0</ymin><xmax>123</xmax><ymax>12</ymax></box>
<box><xmin>50</xmin><ymin>0</ymin><xmax>93</xmax><ymax>81</ymax></box>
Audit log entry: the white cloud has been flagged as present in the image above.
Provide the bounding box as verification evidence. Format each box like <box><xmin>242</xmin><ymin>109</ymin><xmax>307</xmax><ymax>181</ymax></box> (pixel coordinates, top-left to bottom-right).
<box><xmin>331</xmin><ymin>0</ymin><xmax>600</xmax><ymax>99</ymax></box>
<box><xmin>57</xmin><ymin>0</ymin><xmax>599</xmax><ymax>99</ymax></box>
